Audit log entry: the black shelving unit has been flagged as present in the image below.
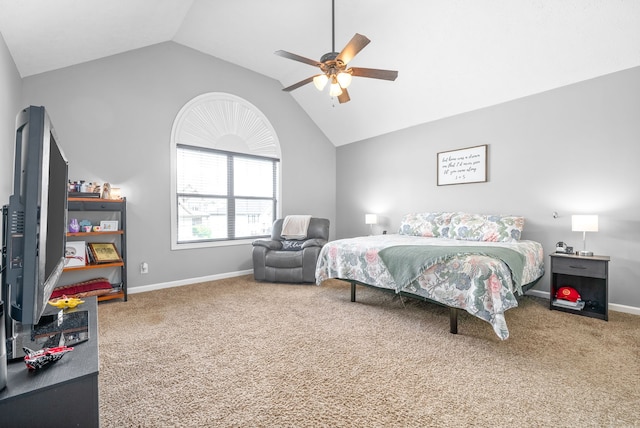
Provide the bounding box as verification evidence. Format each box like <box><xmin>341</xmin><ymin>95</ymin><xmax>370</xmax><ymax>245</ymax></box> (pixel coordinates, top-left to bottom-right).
<box><xmin>64</xmin><ymin>197</ymin><xmax>127</xmax><ymax>302</ymax></box>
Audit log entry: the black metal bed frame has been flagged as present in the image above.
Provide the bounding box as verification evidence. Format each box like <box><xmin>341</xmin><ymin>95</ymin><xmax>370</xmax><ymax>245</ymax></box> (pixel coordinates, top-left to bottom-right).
<box><xmin>346</xmin><ymin>278</ymin><xmax>541</xmax><ymax>335</ymax></box>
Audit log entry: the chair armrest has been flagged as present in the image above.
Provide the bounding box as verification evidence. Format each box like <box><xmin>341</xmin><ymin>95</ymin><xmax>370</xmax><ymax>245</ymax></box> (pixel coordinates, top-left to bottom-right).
<box><xmin>302</xmin><ymin>238</ymin><xmax>327</xmax><ymax>249</ymax></box>
<box><xmin>252</xmin><ymin>239</ymin><xmax>282</xmax><ymax>250</ymax></box>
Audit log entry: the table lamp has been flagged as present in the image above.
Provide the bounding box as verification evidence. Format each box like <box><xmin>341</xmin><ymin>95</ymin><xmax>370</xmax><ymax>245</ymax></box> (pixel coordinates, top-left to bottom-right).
<box><xmin>365</xmin><ymin>214</ymin><xmax>378</xmax><ymax>235</ymax></box>
<box><xmin>572</xmin><ymin>214</ymin><xmax>598</xmax><ymax>256</ymax></box>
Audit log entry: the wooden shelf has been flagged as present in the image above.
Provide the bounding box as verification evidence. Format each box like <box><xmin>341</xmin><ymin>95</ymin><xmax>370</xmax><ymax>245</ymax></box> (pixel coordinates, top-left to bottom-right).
<box><xmin>67</xmin><ymin>231</ymin><xmax>123</xmax><ymax>237</ymax></box>
<box><xmin>68</xmin><ymin>197</ymin><xmax>125</xmax><ymax>202</ymax></box>
<box><xmin>63</xmin><ymin>261</ymin><xmax>124</xmax><ymax>272</ymax></box>
<box><xmin>98</xmin><ymin>288</ymin><xmax>126</xmax><ymax>302</ymax></box>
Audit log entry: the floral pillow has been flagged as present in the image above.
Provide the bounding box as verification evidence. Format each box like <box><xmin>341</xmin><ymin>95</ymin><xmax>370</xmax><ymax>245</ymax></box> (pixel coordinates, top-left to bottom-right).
<box><xmin>398</xmin><ymin>212</ymin><xmax>455</xmax><ymax>238</ymax></box>
<box><xmin>485</xmin><ymin>215</ymin><xmax>525</xmax><ymax>242</ymax></box>
<box><xmin>449</xmin><ymin>212</ymin><xmax>524</xmax><ymax>242</ymax></box>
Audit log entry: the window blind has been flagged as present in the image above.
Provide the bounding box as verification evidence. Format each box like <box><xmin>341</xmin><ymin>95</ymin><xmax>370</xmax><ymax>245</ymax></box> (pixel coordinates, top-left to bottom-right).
<box><xmin>176</xmin><ymin>144</ymin><xmax>279</xmax><ymax>243</ymax></box>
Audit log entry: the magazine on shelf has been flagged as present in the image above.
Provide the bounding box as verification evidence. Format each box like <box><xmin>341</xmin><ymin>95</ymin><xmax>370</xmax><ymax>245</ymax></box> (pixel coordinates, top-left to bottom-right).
<box><xmin>552</xmin><ymin>299</ymin><xmax>585</xmax><ymax>310</ymax></box>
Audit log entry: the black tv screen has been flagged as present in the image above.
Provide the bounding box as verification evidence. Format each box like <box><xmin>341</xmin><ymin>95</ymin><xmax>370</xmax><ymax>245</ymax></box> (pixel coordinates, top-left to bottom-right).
<box><xmin>2</xmin><ymin>106</ymin><xmax>68</xmax><ymax>326</ymax></box>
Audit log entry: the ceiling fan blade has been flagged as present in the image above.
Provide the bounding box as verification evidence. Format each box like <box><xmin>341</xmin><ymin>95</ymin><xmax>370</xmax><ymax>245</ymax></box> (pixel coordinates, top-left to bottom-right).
<box><xmin>336</xmin><ymin>33</ymin><xmax>370</xmax><ymax>65</ymax></box>
<box><xmin>282</xmin><ymin>75</ymin><xmax>316</xmax><ymax>92</ymax></box>
<box><xmin>274</xmin><ymin>50</ymin><xmax>320</xmax><ymax>67</ymax></box>
<box><xmin>350</xmin><ymin>67</ymin><xmax>398</xmax><ymax>81</ymax></box>
<box><xmin>338</xmin><ymin>88</ymin><xmax>350</xmax><ymax>104</ymax></box>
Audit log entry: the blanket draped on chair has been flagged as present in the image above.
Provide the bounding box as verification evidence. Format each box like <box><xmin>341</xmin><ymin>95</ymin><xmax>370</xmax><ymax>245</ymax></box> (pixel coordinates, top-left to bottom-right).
<box><xmin>281</xmin><ymin>215</ymin><xmax>312</xmax><ymax>239</ymax></box>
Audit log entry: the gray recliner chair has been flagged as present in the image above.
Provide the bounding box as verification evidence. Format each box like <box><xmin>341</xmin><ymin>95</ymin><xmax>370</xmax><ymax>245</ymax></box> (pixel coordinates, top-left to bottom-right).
<box><xmin>252</xmin><ymin>217</ymin><xmax>330</xmax><ymax>283</ymax></box>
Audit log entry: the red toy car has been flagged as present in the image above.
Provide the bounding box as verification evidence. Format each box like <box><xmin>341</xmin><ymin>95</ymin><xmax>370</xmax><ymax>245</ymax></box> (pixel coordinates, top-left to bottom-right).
<box><xmin>23</xmin><ymin>346</ymin><xmax>74</xmax><ymax>371</ymax></box>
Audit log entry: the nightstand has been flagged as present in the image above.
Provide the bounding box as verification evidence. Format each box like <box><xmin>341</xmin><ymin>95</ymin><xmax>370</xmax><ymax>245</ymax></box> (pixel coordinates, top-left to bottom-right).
<box><xmin>549</xmin><ymin>253</ymin><xmax>610</xmax><ymax>320</ymax></box>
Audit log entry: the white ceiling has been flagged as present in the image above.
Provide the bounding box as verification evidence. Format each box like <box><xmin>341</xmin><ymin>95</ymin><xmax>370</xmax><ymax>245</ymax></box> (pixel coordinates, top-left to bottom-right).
<box><xmin>1</xmin><ymin>0</ymin><xmax>639</xmax><ymax>146</ymax></box>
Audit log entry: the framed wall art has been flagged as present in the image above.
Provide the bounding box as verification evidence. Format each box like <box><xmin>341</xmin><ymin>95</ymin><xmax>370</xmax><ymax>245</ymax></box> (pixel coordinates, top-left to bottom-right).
<box><xmin>437</xmin><ymin>144</ymin><xmax>487</xmax><ymax>186</ymax></box>
<box><xmin>64</xmin><ymin>241</ymin><xmax>86</xmax><ymax>267</ymax></box>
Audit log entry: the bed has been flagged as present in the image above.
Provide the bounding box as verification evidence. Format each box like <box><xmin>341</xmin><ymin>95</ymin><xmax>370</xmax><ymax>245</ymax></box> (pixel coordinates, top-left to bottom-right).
<box><xmin>315</xmin><ymin>212</ymin><xmax>545</xmax><ymax>340</ymax></box>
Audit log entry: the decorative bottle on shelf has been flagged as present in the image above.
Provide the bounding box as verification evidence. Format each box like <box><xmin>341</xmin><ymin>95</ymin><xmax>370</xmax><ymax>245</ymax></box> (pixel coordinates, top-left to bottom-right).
<box><xmin>69</xmin><ymin>218</ymin><xmax>80</xmax><ymax>233</ymax></box>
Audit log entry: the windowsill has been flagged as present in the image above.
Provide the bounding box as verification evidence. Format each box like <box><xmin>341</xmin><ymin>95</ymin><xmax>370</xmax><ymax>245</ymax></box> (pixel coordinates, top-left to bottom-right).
<box><xmin>171</xmin><ymin>238</ymin><xmax>257</xmax><ymax>250</ymax></box>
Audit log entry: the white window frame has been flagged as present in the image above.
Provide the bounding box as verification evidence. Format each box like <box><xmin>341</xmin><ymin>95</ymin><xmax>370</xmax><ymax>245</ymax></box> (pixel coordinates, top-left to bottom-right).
<box><xmin>170</xmin><ymin>93</ymin><xmax>281</xmax><ymax>250</ymax></box>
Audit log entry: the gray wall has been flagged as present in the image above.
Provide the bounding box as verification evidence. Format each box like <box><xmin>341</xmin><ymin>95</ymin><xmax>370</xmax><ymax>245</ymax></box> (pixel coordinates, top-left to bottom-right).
<box><xmin>0</xmin><ymin>32</ymin><xmax>22</xmax><ymax>215</ymax></box>
<box><xmin>15</xmin><ymin>41</ymin><xmax>336</xmax><ymax>289</ymax></box>
<box><xmin>2</xmin><ymin>33</ymin><xmax>638</xmax><ymax>309</ymax></box>
<box><xmin>337</xmin><ymin>66</ymin><xmax>640</xmax><ymax>309</ymax></box>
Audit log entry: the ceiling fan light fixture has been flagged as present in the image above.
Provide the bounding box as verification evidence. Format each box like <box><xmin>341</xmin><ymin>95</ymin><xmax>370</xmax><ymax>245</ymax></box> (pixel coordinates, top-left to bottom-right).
<box><xmin>329</xmin><ymin>80</ymin><xmax>343</xmax><ymax>97</ymax></box>
<box><xmin>275</xmin><ymin>0</ymin><xmax>397</xmax><ymax>103</ymax></box>
<box><xmin>313</xmin><ymin>74</ymin><xmax>329</xmax><ymax>91</ymax></box>
<box><xmin>336</xmin><ymin>71</ymin><xmax>352</xmax><ymax>88</ymax></box>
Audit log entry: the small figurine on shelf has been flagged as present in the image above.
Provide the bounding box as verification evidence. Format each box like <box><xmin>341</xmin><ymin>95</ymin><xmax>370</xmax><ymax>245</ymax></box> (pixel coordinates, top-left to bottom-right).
<box><xmin>23</xmin><ymin>346</ymin><xmax>74</xmax><ymax>371</ymax></box>
<box><xmin>102</xmin><ymin>182</ymin><xmax>111</xmax><ymax>199</ymax></box>
<box><xmin>69</xmin><ymin>218</ymin><xmax>80</xmax><ymax>233</ymax></box>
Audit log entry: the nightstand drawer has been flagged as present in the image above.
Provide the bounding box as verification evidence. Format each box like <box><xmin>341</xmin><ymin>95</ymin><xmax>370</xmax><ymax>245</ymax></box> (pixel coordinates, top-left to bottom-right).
<box><xmin>552</xmin><ymin>257</ymin><xmax>606</xmax><ymax>279</ymax></box>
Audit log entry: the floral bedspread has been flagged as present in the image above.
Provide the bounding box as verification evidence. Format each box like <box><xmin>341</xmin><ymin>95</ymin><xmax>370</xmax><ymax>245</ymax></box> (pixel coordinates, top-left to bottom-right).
<box><xmin>315</xmin><ymin>234</ymin><xmax>545</xmax><ymax>339</ymax></box>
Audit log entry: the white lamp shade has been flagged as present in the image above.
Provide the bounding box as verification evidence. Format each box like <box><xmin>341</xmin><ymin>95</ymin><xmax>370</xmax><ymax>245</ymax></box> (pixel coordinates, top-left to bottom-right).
<box><xmin>329</xmin><ymin>82</ymin><xmax>343</xmax><ymax>97</ymax></box>
<box><xmin>336</xmin><ymin>71</ymin><xmax>352</xmax><ymax>88</ymax></box>
<box><xmin>365</xmin><ymin>214</ymin><xmax>378</xmax><ymax>225</ymax></box>
<box><xmin>572</xmin><ymin>215</ymin><xmax>599</xmax><ymax>232</ymax></box>
<box><xmin>313</xmin><ymin>74</ymin><xmax>328</xmax><ymax>91</ymax></box>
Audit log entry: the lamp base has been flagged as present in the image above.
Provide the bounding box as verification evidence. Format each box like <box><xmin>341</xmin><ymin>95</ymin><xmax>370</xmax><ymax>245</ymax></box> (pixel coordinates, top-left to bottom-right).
<box><xmin>578</xmin><ymin>250</ymin><xmax>594</xmax><ymax>256</ymax></box>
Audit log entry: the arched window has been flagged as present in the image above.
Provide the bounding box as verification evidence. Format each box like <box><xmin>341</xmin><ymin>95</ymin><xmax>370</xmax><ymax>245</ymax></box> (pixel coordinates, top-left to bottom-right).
<box><xmin>170</xmin><ymin>93</ymin><xmax>281</xmax><ymax>249</ymax></box>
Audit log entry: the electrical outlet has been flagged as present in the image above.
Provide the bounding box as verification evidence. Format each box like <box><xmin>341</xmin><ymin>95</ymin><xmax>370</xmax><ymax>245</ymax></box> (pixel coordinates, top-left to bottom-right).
<box><xmin>140</xmin><ymin>262</ymin><xmax>149</xmax><ymax>274</ymax></box>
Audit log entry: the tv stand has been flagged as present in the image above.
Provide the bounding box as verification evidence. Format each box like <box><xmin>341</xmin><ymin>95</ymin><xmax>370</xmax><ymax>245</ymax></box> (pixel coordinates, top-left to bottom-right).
<box><xmin>5</xmin><ymin>304</ymin><xmax>90</xmax><ymax>361</ymax></box>
<box><xmin>0</xmin><ymin>297</ymin><xmax>99</xmax><ymax>427</ymax></box>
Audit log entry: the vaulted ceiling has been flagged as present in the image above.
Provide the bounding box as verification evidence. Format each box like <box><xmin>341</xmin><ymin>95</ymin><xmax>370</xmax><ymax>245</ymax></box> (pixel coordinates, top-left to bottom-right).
<box><xmin>1</xmin><ymin>0</ymin><xmax>638</xmax><ymax>146</ymax></box>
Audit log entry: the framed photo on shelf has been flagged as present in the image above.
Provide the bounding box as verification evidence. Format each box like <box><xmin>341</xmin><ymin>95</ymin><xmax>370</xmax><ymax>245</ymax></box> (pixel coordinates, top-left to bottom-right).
<box><xmin>88</xmin><ymin>243</ymin><xmax>122</xmax><ymax>263</ymax></box>
<box><xmin>99</xmin><ymin>220</ymin><xmax>119</xmax><ymax>231</ymax></box>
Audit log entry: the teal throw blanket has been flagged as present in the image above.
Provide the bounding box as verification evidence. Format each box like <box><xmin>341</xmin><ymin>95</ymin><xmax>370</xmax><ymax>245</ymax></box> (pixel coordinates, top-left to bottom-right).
<box><xmin>378</xmin><ymin>245</ymin><xmax>526</xmax><ymax>292</ymax></box>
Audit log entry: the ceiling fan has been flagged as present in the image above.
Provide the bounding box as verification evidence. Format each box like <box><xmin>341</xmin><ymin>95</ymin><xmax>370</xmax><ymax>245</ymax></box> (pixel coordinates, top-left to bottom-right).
<box><xmin>275</xmin><ymin>0</ymin><xmax>398</xmax><ymax>104</ymax></box>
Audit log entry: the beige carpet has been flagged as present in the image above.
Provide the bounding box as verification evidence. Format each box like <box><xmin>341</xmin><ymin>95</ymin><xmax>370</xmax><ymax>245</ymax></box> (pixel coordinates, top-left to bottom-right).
<box><xmin>98</xmin><ymin>275</ymin><xmax>640</xmax><ymax>427</ymax></box>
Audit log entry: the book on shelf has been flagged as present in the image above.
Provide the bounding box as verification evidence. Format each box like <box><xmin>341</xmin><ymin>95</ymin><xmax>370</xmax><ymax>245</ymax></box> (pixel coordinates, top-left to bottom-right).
<box><xmin>86</xmin><ymin>243</ymin><xmax>95</xmax><ymax>264</ymax></box>
<box><xmin>552</xmin><ymin>299</ymin><xmax>585</xmax><ymax>310</ymax></box>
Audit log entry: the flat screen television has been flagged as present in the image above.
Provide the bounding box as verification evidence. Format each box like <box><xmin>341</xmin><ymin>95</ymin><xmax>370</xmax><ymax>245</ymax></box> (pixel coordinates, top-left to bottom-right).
<box><xmin>2</xmin><ymin>106</ymin><xmax>69</xmax><ymax>358</ymax></box>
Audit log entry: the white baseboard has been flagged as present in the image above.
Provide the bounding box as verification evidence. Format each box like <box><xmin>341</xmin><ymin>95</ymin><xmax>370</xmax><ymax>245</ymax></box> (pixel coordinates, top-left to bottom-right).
<box><xmin>128</xmin><ymin>269</ymin><xmax>254</xmax><ymax>295</ymax></box>
<box><xmin>526</xmin><ymin>289</ymin><xmax>640</xmax><ymax>316</ymax></box>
